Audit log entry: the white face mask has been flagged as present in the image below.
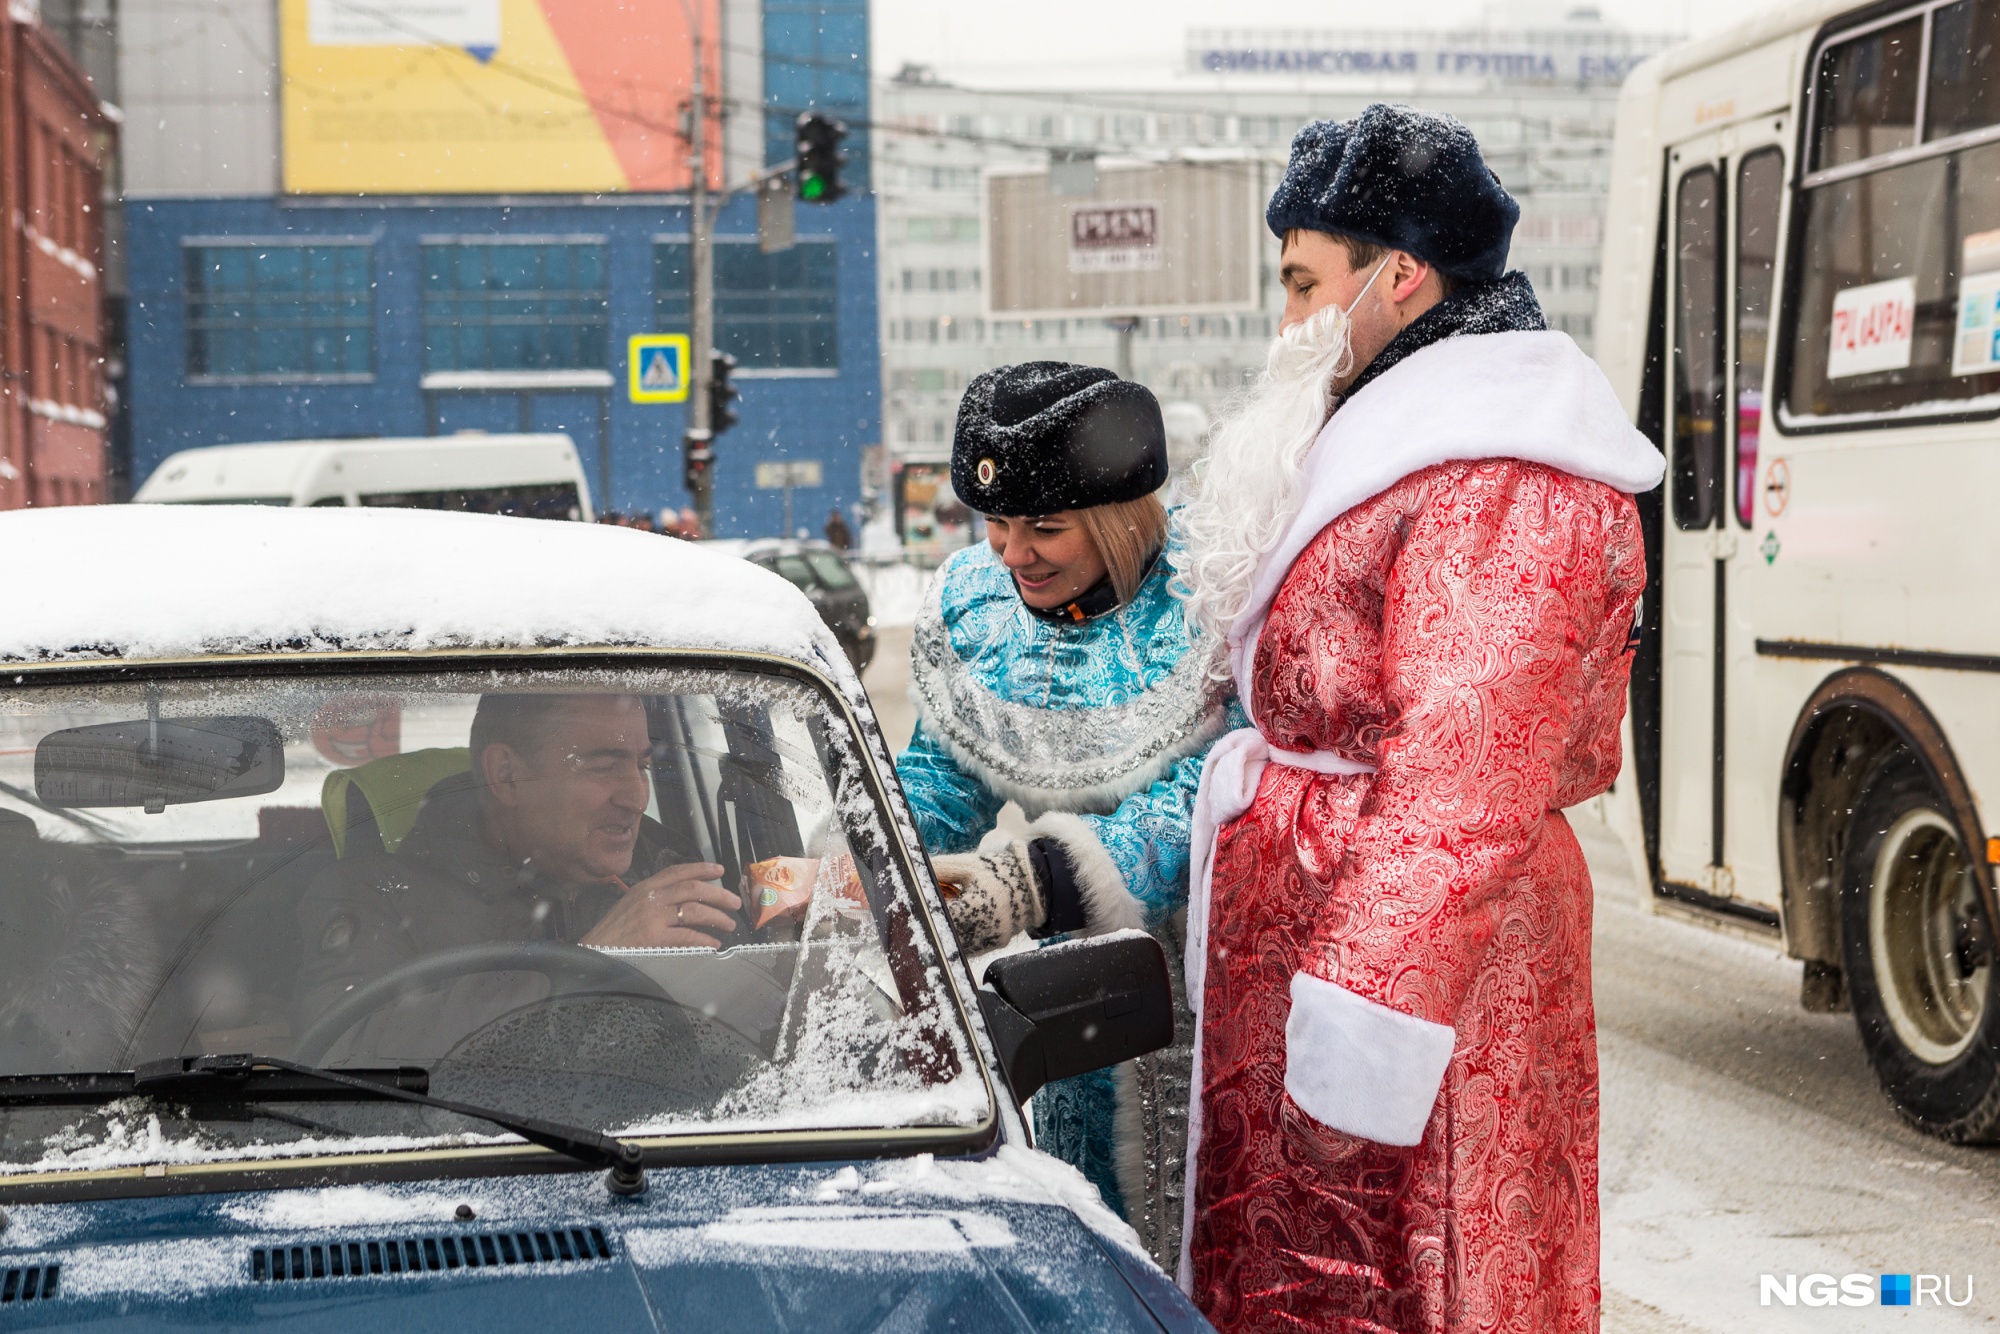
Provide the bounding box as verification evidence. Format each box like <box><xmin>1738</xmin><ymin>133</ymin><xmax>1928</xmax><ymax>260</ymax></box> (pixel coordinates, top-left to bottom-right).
<box><xmin>1344</xmin><ymin>253</ymin><xmax>1395</xmax><ymax>320</ymax></box>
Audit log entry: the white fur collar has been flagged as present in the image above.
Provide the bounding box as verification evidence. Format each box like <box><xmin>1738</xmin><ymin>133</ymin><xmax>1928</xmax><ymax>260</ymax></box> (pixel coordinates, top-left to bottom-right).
<box><xmin>1225</xmin><ymin>330</ymin><xmax>1665</xmax><ymax>706</ymax></box>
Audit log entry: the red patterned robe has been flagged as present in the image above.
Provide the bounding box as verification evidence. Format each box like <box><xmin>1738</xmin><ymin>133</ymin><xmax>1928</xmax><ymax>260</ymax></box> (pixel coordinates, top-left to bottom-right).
<box><xmin>1187</xmin><ymin>458</ymin><xmax>1646</xmax><ymax>1332</ymax></box>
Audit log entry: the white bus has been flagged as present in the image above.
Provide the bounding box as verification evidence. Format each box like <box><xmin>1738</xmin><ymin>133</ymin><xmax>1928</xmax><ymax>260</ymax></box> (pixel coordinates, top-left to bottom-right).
<box><xmin>133</xmin><ymin>434</ymin><xmax>594</xmax><ymax>520</ymax></box>
<box><xmin>1600</xmin><ymin>0</ymin><xmax>2000</xmax><ymax>1141</ymax></box>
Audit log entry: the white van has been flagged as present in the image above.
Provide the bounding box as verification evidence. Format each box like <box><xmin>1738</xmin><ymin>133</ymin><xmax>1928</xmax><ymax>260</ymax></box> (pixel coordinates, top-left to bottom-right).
<box><xmin>133</xmin><ymin>434</ymin><xmax>594</xmax><ymax>521</ymax></box>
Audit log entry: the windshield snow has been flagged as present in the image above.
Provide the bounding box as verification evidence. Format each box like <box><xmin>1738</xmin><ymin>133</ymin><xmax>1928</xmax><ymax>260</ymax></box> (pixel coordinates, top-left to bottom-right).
<box><xmin>0</xmin><ymin>662</ymin><xmax>986</xmax><ymax>1177</ymax></box>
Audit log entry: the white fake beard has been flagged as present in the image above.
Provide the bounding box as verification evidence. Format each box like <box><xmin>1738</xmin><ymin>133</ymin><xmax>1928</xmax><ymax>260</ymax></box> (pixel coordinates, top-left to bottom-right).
<box><xmin>1171</xmin><ymin>301</ymin><xmax>1356</xmax><ymax>666</ymax></box>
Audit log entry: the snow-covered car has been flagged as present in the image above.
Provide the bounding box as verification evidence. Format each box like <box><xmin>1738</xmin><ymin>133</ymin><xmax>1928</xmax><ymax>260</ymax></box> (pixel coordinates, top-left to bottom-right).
<box><xmin>0</xmin><ymin>506</ymin><xmax>1199</xmax><ymax>1331</ymax></box>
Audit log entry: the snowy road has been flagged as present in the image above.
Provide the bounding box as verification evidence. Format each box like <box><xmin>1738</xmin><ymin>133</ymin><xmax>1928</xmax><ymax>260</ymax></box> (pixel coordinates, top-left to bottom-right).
<box><xmin>1584</xmin><ymin>808</ymin><xmax>2000</xmax><ymax>1331</ymax></box>
<box><xmin>860</xmin><ymin>627</ymin><xmax>2000</xmax><ymax>1329</ymax></box>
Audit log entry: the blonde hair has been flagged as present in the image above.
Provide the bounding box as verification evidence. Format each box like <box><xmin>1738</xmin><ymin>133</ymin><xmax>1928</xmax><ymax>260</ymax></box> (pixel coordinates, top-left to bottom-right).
<box><xmin>1075</xmin><ymin>492</ymin><xmax>1170</xmax><ymax>606</ymax></box>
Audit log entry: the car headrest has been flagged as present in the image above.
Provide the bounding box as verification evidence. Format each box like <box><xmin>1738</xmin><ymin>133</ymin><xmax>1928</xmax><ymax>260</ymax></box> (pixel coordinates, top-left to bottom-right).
<box><xmin>321</xmin><ymin>747</ymin><xmax>471</xmax><ymax>857</ymax></box>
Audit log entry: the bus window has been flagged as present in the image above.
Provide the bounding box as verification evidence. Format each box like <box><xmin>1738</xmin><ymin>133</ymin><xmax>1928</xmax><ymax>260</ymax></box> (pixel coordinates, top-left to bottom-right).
<box><xmin>1734</xmin><ymin>150</ymin><xmax>1783</xmax><ymax>528</ymax></box>
<box><xmin>1673</xmin><ymin>165</ymin><xmax>1724</xmax><ymax>531</ymax></box>
<box><xmin>1924</xmin><ymin>0</ymin><xmax>2000</xmax><ymax>142</ymax></box>
<box><xmin>1785</xmin><ymin>140</ymin><xmax>2000</xmax><ymax>421</ymax></box>
<box><xmin>1812</xmin><ymin>17</ymin><xmax>1921</xmax><ymax>171</ymax></box>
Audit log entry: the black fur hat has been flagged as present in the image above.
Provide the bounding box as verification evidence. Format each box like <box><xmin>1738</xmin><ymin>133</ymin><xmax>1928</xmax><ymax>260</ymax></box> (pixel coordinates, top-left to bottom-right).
<box><xmin>1266</xmin><ymin>103</ymin><xmax>1519</xmax><ymax>283</ymax></box>
<box><xmin>951</xmin><ymin>362</ymin><xmax>1167</xmax><ymax>517</ymax></box>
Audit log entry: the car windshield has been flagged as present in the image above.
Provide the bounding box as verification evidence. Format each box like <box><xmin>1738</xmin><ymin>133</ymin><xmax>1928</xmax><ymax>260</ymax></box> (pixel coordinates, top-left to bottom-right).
<box><xmin>0</xmin><ymin>661</ymin><xmax>988</xmax><ymax>1178</ymax></box>
<box><xmin>805</xmin><ymin>551</ymin><xmax>857</xmax><ymax>589</ymax></box>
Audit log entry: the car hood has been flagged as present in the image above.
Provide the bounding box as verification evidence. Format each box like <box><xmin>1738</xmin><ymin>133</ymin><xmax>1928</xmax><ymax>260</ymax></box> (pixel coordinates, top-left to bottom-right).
<box><xmin>0</xmin><ymin>1149</ymin><xmax>1206</xmax><ymax>1331</ymax></box>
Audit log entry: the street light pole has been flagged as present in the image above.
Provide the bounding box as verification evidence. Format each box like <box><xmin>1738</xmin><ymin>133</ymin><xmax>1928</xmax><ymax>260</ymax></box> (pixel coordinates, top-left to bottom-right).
<box><xmin>684</xmin><ymin>24</ymin><xmax>716</xmax><ymax>536</ymax></box>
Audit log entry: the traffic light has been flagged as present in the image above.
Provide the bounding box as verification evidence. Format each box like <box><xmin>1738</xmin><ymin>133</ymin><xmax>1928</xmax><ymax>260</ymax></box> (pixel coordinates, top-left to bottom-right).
<box><xmin>682</xmin><ymin>433</ymin><xmax>712</xmax><ymax>498</ymax></box>
<box><xmin>795</xmin><ymin>112</ymin><xmax>847</xmax><ymax>204</ymax></box>
<box><xmin>709</xmin><ymin>351</ymin><xmax>740</xmax><ymax>436</ymax></box>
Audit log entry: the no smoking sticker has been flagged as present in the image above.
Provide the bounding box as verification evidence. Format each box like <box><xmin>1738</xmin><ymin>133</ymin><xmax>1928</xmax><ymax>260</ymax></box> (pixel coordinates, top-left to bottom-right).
<box><xmin>1763</xmin><ymin>458</ymin><xmax>1790</xmax><ymax>517</ymax></box>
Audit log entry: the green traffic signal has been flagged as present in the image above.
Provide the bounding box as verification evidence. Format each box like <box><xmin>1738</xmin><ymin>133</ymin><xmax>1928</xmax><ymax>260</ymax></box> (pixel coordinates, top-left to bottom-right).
<box><xmin>794</xmin><ymin>111</ymin><xmax>846</xmax><ymax>204</ymax></box>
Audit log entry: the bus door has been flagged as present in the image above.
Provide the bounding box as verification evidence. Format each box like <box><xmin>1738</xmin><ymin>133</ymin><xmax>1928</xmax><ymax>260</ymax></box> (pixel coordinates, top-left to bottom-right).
<box><xmin>1658</xmin><ymin>122</ymin><xmax>1789</xmax><ymax>901</ymax></box>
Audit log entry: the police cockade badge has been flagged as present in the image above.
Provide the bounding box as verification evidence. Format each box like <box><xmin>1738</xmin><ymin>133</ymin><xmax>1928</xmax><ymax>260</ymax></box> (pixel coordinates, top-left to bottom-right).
<box><xmin>976</xmin><ymin>457</ymin><xmax>997</xmax><ymax>487</ymax></box>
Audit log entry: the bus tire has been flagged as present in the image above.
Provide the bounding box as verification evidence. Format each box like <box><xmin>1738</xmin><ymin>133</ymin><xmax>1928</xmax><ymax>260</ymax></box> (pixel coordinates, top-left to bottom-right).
<box><xmin>1840</xmin><ymin>753</ymin><xmax>2000</xmax><ymax>1142</ymax></box>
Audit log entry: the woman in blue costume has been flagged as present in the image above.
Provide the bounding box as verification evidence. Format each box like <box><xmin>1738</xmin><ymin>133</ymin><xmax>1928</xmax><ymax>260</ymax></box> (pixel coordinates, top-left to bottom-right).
<box><xmin>896</xmin><ymin>361</ymin><xmax>1237</xmax><ymax>1268</ymax></box>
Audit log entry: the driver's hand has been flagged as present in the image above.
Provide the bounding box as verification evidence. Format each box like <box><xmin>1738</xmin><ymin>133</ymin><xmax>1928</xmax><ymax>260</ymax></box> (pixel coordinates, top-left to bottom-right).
<box><xmin>580</xmin><ymin>863</ymin><xmax>739</xmax><ymax>949</ymax></box>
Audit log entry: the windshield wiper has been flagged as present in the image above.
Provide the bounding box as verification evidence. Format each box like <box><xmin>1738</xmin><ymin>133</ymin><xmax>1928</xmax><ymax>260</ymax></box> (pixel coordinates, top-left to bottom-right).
<box><xmin>147</xmin><ymin>1055</ymin><xmax>648</xmax><ymax>1195</ymax></box>
<box><xmin>0</xmin><ymin>1054</ymin><xmax>647</xmax><ymax>1195</ymax></box>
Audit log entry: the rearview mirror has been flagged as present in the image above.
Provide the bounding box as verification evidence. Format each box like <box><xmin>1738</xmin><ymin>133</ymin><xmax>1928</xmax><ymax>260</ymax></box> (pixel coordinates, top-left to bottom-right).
<box><xmin>35</xmin><ymin>717</ymin><xmax>285</xmax><ymax>810</ymax></box>
<box><xmin>976</xmin><ymin>931</ymin><xmax>1173</xmax><ymax>1104</ymax></box>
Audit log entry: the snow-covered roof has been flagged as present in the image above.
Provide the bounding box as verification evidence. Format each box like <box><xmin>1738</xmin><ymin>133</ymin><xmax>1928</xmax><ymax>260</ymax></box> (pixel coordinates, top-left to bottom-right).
<box><xmin>0</xmin><ymin>505</ymin><xmax>844</xmax><ymax>670</ymax></box>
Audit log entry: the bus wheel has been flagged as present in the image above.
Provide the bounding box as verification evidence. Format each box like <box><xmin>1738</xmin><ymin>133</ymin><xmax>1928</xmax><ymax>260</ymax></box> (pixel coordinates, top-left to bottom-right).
<box><xmin>1841</xmin><ymin>755</ymin><xmax>2000</xmax><ymax>1141</ymax></box>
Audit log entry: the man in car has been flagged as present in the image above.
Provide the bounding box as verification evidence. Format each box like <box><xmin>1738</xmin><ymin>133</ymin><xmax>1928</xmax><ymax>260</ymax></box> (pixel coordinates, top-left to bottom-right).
<box><xmin>293</xmin><ymin>693</ymin><xmax>741</xmax><ymax>1062</ymax></box>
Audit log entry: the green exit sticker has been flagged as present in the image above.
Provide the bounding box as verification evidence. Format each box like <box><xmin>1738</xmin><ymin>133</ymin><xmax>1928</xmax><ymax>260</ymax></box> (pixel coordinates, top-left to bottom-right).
<box><xmin>1761</xmin><ymin>530</ymin><xmax>1781</xmax><ymax>565</ymax></box>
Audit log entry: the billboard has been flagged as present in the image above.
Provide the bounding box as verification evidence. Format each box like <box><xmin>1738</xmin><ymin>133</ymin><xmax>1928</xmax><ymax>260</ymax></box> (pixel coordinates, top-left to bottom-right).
<box><xmin>280</xmin><ymin>0</ymin><xmax>722</xmax><ymax>195</ymax></box>
<box><xmin>985</xmin><ymin>158</ymin><xmax>1266</xmax><ymax>319</ymax></box>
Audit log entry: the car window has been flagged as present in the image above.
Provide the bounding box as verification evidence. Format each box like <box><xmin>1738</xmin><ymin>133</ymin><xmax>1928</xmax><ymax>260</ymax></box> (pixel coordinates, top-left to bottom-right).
<box><xmin>804</xmin><ymin>551</ymin><xmax>857</xmax><ymax>589</ymax></box>
<box><xmin>0</xmin><ymin>664</ymin><xmax>985</xmax><ymax>1179</ymax></box>
<box><xmin>357</xmin><ymin>483</ymin><xmax>584</xmax><ymax>522</ymax></box>
<box><xmin>772</xmin><ymin>555</ymin><xmax>818</xmax><ymax>591</ymax></box>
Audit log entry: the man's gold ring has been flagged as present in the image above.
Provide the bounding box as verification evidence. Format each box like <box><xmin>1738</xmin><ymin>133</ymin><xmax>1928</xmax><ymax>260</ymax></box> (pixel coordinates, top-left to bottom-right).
<box><xmin>674</xmin><ymin>902</ymin><xmax>684</xmax><ymax>924</ymax></box>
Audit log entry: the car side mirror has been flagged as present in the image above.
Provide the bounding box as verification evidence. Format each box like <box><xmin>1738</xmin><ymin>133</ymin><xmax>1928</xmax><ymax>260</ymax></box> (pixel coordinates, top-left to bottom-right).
<box><xmin>975</xmin><ymin>931</ymin><xmax>1174</xmax><ymax>1104</ymax></box>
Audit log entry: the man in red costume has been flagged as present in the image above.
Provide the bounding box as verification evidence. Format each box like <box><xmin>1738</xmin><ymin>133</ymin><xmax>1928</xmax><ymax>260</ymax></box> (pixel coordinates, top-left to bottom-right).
<box><xmin>1170</xmin><ymin>104</ymin><xmax>1666</xmax><ymax>1331</ymax></box>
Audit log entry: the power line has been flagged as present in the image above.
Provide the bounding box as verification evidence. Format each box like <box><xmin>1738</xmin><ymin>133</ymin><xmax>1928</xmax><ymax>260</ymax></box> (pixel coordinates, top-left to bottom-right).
<box><xmin>258</xmin><ymin>3</ymin><xmax>1602</xmax><ymax>186</ymax></box>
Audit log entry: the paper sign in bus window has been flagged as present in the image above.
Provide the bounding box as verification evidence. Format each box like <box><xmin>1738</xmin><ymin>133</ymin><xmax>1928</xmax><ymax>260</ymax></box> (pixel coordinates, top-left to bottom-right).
<box><xmin>1953</xmin><ymin>228</ymin><xmax>2000</xmax><ymax>377</ymax></box>
<box><xmin>1827</xmin><ymin>277</ymin><xmax>1916</xmax><ymax>378</ymax></box>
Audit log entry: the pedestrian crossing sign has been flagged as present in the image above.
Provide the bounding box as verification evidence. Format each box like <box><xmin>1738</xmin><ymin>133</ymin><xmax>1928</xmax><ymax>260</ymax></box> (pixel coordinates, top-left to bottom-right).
<box><xmin>628</xmin><ymin>334</ymin><xmax>691</xmax><ymax>404</ymax></box>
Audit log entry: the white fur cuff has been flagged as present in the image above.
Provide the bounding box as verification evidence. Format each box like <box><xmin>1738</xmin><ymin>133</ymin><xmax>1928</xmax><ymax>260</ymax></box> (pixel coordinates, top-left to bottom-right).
<box><xmin>1027</xmin><ymin>811</ymin><xmax>1146</xmax><ymax>934</ymax></box>
<box><xmin>1284</xmin><ymin>971</ymin><xmax>1455</xmax><ymax>1147</ymax></box>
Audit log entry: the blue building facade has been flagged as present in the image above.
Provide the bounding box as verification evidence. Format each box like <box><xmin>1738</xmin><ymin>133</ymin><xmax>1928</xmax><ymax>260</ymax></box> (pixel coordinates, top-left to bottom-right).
<box><xmin>120</xmin><ymin>0</ymin><xmax>875</xmax><ymax>539</ymax></box>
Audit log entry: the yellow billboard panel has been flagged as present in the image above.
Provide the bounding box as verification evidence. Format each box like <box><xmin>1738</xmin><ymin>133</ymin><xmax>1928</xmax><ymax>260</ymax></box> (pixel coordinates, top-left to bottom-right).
<box><xmin>281</xmin><ymin>0</ymin><xmax>723</xmax><ymax>195</ymax></box>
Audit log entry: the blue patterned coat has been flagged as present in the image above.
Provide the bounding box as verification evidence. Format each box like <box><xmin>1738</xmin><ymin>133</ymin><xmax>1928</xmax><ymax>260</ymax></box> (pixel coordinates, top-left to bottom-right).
<box><xmin>895</xmin><ymin>536</ymin><xmax>1237</xmax><ymax>1266</ymax></box>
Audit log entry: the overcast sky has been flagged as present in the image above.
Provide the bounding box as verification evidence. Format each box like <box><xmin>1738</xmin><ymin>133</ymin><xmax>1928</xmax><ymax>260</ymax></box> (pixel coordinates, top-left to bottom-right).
<box><xmin>871</xmin><ymin>0</ymin><xmax>1772</xmax><ymax>88</ymax></box>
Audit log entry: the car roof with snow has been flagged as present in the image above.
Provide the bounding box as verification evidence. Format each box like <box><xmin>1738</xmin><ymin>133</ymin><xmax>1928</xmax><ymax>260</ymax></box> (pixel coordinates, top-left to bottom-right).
<box><xmin>0</xmin><ymin>505</ymin><xmax>844</xmax><ymax>672</ymax></box>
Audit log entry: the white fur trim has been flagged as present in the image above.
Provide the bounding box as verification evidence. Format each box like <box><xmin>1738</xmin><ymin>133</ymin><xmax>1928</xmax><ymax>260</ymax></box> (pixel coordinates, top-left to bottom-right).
<box><xmin>1110</xmin><ymin>1059</ymin><xmax>1146</xmax><ymax>1224</ymax></box>
<box><xmin>1283</xmin><ymin>970</ymin><xmax>1455</xmax><ymax>1148</ymax></box>
<box><xmin>911</xmin><ymin>683</ymin><xmax>1226</xmax><ymax>818</ymax></box>
<box><xmin>1027</xmin><ymin>810</ymin><xmax>1146</xmax><ymax>935</ymax></box>
<box><xmin>1224</xmin><ymin>330</ymin><xmax>1666</xmax><ymax>717</ymax></box>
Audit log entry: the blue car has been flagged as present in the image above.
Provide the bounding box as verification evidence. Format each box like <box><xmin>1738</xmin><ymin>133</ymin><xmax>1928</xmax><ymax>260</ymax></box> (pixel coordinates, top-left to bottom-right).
<box><xmin>0</xmin><ymin>505</ymin><xmax>1204</xmax><ymax>1331</ymax></box>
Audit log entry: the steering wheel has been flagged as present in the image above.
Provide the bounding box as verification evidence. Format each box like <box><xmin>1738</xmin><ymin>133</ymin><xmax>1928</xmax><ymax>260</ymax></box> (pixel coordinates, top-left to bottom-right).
<box><xmin>291</xmin><ymin>940</ymin><xmax>672</xmax><ymax>1067</ymax></box>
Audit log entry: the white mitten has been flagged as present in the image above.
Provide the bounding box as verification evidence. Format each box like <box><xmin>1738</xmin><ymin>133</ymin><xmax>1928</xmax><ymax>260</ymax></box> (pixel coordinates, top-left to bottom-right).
<box><xmin>930</xmin><ymin>840</ymin><xmax>1046</xmax><ymax>952</ymax></box>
